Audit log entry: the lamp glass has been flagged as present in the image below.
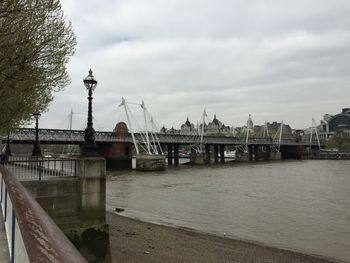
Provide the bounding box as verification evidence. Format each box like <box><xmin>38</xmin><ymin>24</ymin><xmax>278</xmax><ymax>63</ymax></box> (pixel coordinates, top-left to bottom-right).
<box><xmin>83</xmin><ymin>69</ymin><xmax>97</xmax><ymax>90</ymax></box>
<box><xmin>33</xmin><ymin>113</ymin><xmax>41</xmax><ymax>118</ymax></box>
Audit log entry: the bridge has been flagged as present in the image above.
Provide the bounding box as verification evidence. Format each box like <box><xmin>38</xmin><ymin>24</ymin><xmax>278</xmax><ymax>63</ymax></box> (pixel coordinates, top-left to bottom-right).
<box><xmin>4</xmin><ymin>128</ymin><xmax>323</xmax><ymax>146</ymax></box>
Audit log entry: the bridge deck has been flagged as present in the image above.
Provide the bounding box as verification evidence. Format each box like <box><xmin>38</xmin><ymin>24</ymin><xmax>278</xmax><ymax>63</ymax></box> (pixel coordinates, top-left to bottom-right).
<box><xmin>3</xmin><ymin>128</ymin><xmax>324</xmax><ymax>147</ymax></box>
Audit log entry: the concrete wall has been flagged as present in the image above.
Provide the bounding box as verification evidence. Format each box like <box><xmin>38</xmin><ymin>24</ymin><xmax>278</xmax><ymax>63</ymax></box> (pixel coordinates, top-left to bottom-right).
<box><xmin>270</xmin><ymin>151</ymin><xmax>282</xmax><ymax>160</ymax></box>
<box><xmin>136</xmin><ymin>155</ymin><xmax>166</xmax><ymax>171</ymax></box>
<box><xmin>21</xmin><ymin>178</ymin><xmax>81</xmax><ymax>221</ymax></box>
<box><xmin>21</xmin><ymin>157</ymin><xmax>110</xmax><ymax>262</ymax></box>
<box><xmin>235</xmin><ymin>152</ymin><xmax>250</xmax><ymax>162</ymax></box>
<box><xmin>77</xmin><ymin>157</ymin><xmax>106</xmax><ymax>225</ymax></box>
<box><xmin>1</xmin><ymin>167</ymin><xmax>86</xmax><ymax>263</ymax></box>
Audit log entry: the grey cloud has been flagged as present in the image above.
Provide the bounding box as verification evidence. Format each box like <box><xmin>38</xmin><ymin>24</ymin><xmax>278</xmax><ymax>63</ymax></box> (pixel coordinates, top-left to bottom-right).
<box><xmin>41</xmin><ymin>0</ymin><xmax>350</xmax><ymax>131</ymax></box>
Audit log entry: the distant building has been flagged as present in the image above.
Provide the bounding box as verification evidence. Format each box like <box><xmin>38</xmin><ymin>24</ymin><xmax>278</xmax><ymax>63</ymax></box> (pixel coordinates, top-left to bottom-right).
<box><xmin>180</xmin><ymin>117</ymin><xmax>195</xmax><ymax>134</ymax></box>
<box><xmin>206</xmin><ymin>114</ymin><xmax>231</xmax><ymax>135</ymax></box>
<box><xmin>250</xmin><ymin>121</ymin><xmax>293</xmax><ymax>138</ymax></box>
<box><xmin>319</xmin><ymin>108</ymin><xmax>350</xmax><ymax>139</ymax></box>
<box><xmin>160</xmin><ymin>114</ymin><xmax>294</xmax><ymax>139</ymax></box>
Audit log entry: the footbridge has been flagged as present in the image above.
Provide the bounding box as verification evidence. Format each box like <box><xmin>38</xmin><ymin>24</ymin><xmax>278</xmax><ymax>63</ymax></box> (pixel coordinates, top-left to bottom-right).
<box><xmin>4</xmin><ymin>128</ymin><xmax>323</xmax><ymax>147</ymax></box>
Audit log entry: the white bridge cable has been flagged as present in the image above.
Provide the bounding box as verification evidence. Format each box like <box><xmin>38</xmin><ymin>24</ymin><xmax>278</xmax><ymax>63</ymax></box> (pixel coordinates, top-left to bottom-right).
<box><xmin>150</xmin><ymin>117</ymin><xmax>164</xmax><ymax>155</ymax></box>
<box><xmin>310</xmin><ymin>118</ymin><xmax>321</xmax><ymax>150</ymax></box>
<box><xmin>129</xmin><ymin>108</ymin><xmax>153</xmax><ymax>154</ymax></box>
<box><xmin>243</xmin><ymin>114</ymin><xmax>254</xmax><ymax>152</ymax></box>
<box><xmin>119</xmin><ymin>98</ymin><xmax>141</xmax><ymax>155</ymax></box>
<box><xmin>141</xmin><ymin>101</ymin><xmax>151</xmax><ymax>154</ymax></box>
<box><xmin>118</xmin><ymin>98</ymin><xmax>163</xmax><ymax>155</ymax></box>
<box><xmin>141</xmin><ymin>101</ymin><xmax>164</xmax><ymax>155</ymax></box>
<box><xmin>192</xmin><ymin>109</ymin><xmax>208</xmax><ymax>153</ymax></box>
<box><xmin>263</xmin><ymin>122</ymin><xmax>270</xmax><ymax>137</ymax></box>
<box><xmin>142</xmin><ymin>103</ymin><xmax>163</xmax><ymax>153</ymax></box>
<box><xmin>271</xmin><ymin>121</ymin><xmax>283</xmax><ymax>152</ymax></box>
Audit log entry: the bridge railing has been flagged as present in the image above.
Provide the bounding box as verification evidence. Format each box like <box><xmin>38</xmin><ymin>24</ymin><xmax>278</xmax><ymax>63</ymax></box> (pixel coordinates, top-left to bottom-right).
<box><xmin>0</xmin><ymin>156</ymin><xmax>77</xmax><ymax>181</ymax></box>
<box><xmin>0</xmin><ymin>166</ymin><xmax>87</xmax><ymax>263</ymax></box>
<box><xmin>3</xmin><ymin>127</ymin><xmax>325</xmax><ymax>146</ymax></box>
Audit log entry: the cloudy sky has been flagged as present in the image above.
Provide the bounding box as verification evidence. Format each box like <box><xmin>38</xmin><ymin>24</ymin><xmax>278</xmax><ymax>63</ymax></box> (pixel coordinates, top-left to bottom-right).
<box><xmin>39</xmin><ymin>0</ymin><xmax>350</xmax><ymax>131</ymax></box>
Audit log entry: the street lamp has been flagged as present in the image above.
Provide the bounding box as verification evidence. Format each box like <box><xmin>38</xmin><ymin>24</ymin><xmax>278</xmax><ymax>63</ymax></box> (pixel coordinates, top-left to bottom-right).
<box><xmin>5</xmin><ymin>132</ymin><xmax>11</xmax><ymax>156</ymax></box>
<box><xmin>81</xmin><ymin>69</ymin><xmax>98</xmax><ymax>156</ymax></box>
<box><xmin>2</xmin><ymin>132</ymin><xmax>11</xmax><ymax>161</ymax></box>
<box><xmin>32</xmin><ymin>112</ymin><xmax>42</xmax><ymax>156</ymax></box>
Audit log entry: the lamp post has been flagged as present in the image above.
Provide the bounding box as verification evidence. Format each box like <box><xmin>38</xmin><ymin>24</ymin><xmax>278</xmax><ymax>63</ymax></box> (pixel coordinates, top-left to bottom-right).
<box><xmin>2</xmin><ymin>132</ymin><xmax>11</xmax><ymax>161</ymax></box>
<box><xmin>81</xmin><ymin>69</ymin><xmax>98</xmax><ymax>156</ymax></box>
<box><xmin>5</xmin><ymin>132</ymin><xmax>11</xmax><ymax>156</ymax></box>
<box><xmin>32</xmin><ymin>112</ymin><xmax>42</xmax><ymax>156</ymax></box>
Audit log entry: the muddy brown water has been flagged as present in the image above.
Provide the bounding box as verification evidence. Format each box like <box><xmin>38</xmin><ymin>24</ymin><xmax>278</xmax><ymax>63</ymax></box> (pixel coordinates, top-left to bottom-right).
<box><xmin>107</xmin><ymin>160</ymin><xmax>350</xmax><ymax>262</ymax></box>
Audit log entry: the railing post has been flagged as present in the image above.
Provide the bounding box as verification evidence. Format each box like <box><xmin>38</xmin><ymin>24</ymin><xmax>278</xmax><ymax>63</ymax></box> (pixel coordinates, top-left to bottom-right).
<box><xmin>38</xmin><ymin>160</ymin><xmax>43</xmax><ymax>181</ymax></box>
<box><xmin>4</xmin><ymin>188</ymin><xmax>7</xmax><ymax>222</ymax></box>
<box><xmin>11</xmin><ymin>209</ymin><xmax>16</xmax><ymax>263</ymax></box>
<box><xmin>1</xmin><ymin>177</ymin><xmax>3</xmax><ymax>203</ymax></box>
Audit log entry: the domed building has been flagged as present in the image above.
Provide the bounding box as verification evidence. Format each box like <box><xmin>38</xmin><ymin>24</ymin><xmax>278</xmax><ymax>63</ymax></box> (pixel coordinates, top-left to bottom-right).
<box><xmin>206</xmin><ymin>114</ymin><xmax>231</xmax><ymax>135</ymax></box>
<box><xmin>320</xmin><ymin>108</ymin><xmax>350</xmax><ymax>139</ymax></box>
<box><xmin>180</xmin><ymin>117</ymin><xmax>195</xmax><ymax>134</ymax></box>
<box><xmin>328</xmin><ymin>108</ymin><xmax>350</xmax><ymax>131</ymax></box>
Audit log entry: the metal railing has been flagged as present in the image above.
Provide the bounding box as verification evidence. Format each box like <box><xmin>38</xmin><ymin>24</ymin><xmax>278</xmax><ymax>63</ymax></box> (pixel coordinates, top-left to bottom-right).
<box><xmin>3</xmin><ymin>127</ymin><xmax>325</xmax><ymax>146</ymax></box>
<box><xmin>0</xmin><ymin>156</ymin><xmax>77</xmax><ymax>181</ymax></box>
<box><xmin>0</xmin><ymin>166</ymin><xmax>87</xmax><ymax>263</ymax></box>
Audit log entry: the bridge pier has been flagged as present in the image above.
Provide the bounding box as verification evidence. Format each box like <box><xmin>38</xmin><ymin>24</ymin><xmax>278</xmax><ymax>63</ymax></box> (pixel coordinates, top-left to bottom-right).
<box><xmin>248</xmin><ymin>145</ymin><xmax>253</xmax><ymax>161</ymax></box>
<box><xmin>167</xmin><ymin>144</ymin><xmax>173</xmax><ymax>165</ymax></box>
<box><xmin>280</xmin><ymin>145</ymin><xmax>302</xmax><ymax>159</ymax></box>
<box><xmin>205</xmin><ymin>144</ymin><xmax>211</xmax><ymax>164</ymax></box>
<box><xmin>266</xmin><ymin>145</ymin><xmax>271</xmax><ymax>158</ymax></box>
<box><xmin>190</xmin><ymin>147</ymin><xmax>206</xmax><ymax>165</ymax></box>
<box><xmin>173</xmin><ymin>144</ymin><xmax>179</xmax><ymax>166</ymax></box>
<box><xmin>214</xmin><ymin>145</ymin><xmax>219</xmax><ymax>163</ymax></box>
<box><xmin>270</xmin><ymin>151</ymin><xmax>282</xmax><ymax>160</ymax></box>
<box><xmin>253</xmin><ymin>146</ymin><xmax>259</xmax><ymax>161</ymax></box>
<box><xmin>98</xmin><ymin>142</ymin><xmax>132</xmax><ymax>169</ymax></box>
<box><xmin>219</xmin><ymin>145</ymin><xmax>225</xmax><ymax>163</ymax></box>
<box><xmin>97</xmin><ymin>122</ymin><xmax>132</xmax><ymax>170</ymax></box>
<box><xmin>235</xmin><ymin>148</ymin><xmax>250</xmax><ymax>162</ymax></box>
<box><xmin>136</xmin><ymin>155</ymin><xmax>166</xmax><ymax>170</ymax></box>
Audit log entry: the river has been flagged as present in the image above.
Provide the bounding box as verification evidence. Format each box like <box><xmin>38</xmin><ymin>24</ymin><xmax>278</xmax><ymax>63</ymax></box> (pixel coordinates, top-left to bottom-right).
<box><xmin>106</xmin><ymin>160</ymin><xmax>350</xmax><ymax>262</ymax></box>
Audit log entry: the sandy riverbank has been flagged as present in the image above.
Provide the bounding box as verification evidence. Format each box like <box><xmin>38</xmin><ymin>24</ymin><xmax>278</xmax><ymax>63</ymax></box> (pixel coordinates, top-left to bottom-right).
<box><xmin>106</xmin><ymin>212</ymin><xmax>338</xmax><ymax>263</ymax></box>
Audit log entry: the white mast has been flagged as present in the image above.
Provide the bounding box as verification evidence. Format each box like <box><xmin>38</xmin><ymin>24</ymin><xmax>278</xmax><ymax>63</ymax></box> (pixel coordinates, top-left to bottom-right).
<box><xmin>150</xmin><ymin>117</ymin><xmax>164</xmax><ymax>155</ymax></box>
<box><xmin>120</xmin><ymin>97</ymin><xmax>140</xmax><ymax>155</ymax></box>
<box><xmin>310</xmin><ymin>118</ymin><xmax>321</xmax><ymax>150</ymax></box>
<box><xmin>278</xmin><ymin>121</ymin><xmax>283</xmax><ymax>152</ymax></box>
<box><xmin>263</xmin><ymin>122</ymin><xmax>269</xmax><ymax>137</ymax></box>
<box><xmin>69</xmin><ymin>108</ymin><xmax>73</xmax><ymax>130</ymax></box>
<box><xmin>141</xmin><ymin>101</ymin><xmax>151</xmax><ymax>154</ymax></box>
<box><xmin>245</xmin><ymin>114</ymin><xmax>252</xmax><ymax>152</ymax></box>
<box><xmin>199</xmin><ymin>109</ymin><xmax>207</xmax><ymax>152</ymax></box>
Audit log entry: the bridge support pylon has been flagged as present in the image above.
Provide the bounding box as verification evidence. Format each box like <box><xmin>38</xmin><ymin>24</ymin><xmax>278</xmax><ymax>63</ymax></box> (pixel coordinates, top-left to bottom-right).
<box><xmin>219</xmin><ymin>145</ymin><xmax>225</xmax><ymax>163</ymax></box>
<box><xmin>173</xmin><ymin>144</ymin><xmax>179</xmax><ymax>166</ymax></box>
<box><xmin>269</xmin><ymin>150</ymin><xmax>282</xmax><ymax>160</ymax></box>
<box><xmin>205</xmin><ymin>144</ymin><xmax>211</xmax><ymax>164</ymax></box>
<box><xmin>97</xmin><ymin>122</ymin><xmax>132</xmax><ymax>170</ymax></box>
<box><xmin>167</xmin><ymin>144</ymin><xmax>173</xmax><ymax>165</ymax></box>
<box><xmin>235</xmin><ymin>149</ymin><xmax>250</xmax><ymax>162</ymax></box>
<box><xmin>214</xmin><ymin>145</ymin><xmax>219</xmax><ymax>163</ymax></box>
